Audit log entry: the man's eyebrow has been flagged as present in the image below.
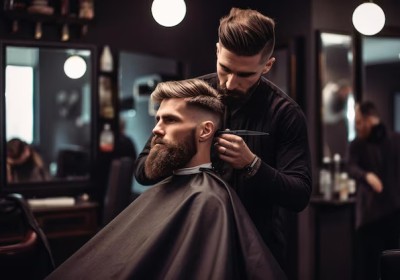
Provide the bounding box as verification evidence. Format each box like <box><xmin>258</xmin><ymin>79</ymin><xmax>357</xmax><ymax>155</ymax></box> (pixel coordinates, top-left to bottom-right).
<box><xmin>156</xmin><ymin>112</ymin><xmax>182</xmax><ymax>121</ymax></box>
<box><xmin>219</xmin><ymin>62</ymin><xmax>257</xmax><ymax>77</ymax></box>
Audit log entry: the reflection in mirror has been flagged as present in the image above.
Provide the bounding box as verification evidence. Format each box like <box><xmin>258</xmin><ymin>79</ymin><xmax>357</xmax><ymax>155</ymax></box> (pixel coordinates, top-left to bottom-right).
<box><xmin>361</xmin><ymin>36</ymin><xmax>400</xmax><ymax>132</ymax></box>
<box><xmin>319</xmin><ymin>32</ymin><xmax>355</xmax><ymax>161</ymax></box>
<box><xmin>5</xmin><ymin>44</ymin><xmax>93</xmax><ymax>184</ymax></box>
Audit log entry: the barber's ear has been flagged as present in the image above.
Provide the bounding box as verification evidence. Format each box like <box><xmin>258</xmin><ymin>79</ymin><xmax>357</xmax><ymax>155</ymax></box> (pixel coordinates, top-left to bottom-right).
<box><xmin>262</xmin><ymin>57</ymin><xmax>276</xmax><ymax>75</ymax></box>
<box><xmin>199</xmin><ymin>121</ymin><xmax>215</xmax><ymax>142</ymax></box>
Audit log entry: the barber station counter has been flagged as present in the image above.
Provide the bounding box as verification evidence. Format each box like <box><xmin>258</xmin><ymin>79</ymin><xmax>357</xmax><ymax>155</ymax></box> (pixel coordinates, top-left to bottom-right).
<box><xmin>29</xmin><ymin>199</ymin><xmax>99</xmax><ymax>266</ymax></box>
<box><xmin>311</xmin><ymin>196</ymin><xmax>356</xmax><ymax>280</ymax></box>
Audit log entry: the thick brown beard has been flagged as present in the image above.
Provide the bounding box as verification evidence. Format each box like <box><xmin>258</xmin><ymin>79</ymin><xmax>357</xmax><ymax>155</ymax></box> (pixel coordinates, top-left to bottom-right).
<box><xmin>217</xmin><ymin>84</ymin><xmax>246</xmax><ymax>102</ymax></box>
<box><xmin>144</xmin><ymin>129</ymin><xmax>197</xmax><ymax>181</ymax></box>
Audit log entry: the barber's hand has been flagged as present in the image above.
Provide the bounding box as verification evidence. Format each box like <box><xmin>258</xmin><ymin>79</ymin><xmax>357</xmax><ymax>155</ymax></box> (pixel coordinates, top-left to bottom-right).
<box><xmin>365</xmin><ymin>172</ymin><xmax>383</xmax><ymax>193</ymax></box>
<box><xmin>215</xmin><ymin>134</ymin><xmax>255</xmax><ymax>169</ymax></box>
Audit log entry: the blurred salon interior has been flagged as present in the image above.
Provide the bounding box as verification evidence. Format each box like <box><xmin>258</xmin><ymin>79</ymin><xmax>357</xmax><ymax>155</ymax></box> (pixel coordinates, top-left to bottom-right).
<box><xmin>1</xmin><ymin>0</ymin><xmax>400</xmax><ymax>279</ymax></box>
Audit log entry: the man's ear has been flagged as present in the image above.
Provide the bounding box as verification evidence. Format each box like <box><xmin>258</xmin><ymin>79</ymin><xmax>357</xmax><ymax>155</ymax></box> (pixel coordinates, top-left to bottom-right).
<box><xmin>199</xmin><ymin>121</ymin><xmax>215</xmax><ymax>142</ymax></box>
<box><xmin>261</xmin><ymin>57</ymin><xmax>276</xmax><ymax>75</ymax></box>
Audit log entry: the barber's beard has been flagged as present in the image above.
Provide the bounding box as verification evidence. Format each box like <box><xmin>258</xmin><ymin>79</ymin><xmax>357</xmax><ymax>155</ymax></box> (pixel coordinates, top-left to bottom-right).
<box><xmin>217</xmin><ymin>84</ymin><xmax>247</xmax><ymax>106</ymax></box>
<box><xmin>145</xmin><ymin>129</ymin><xmax>197</xmax><ymax>181</ymax></box>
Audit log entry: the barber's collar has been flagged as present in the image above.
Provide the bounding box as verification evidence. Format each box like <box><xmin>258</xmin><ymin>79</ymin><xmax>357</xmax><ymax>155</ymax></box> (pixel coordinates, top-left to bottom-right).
<box><xmin>173</xmin><ymin>163</ymin><xmax>212</xmax><ymax>175</ymax></box>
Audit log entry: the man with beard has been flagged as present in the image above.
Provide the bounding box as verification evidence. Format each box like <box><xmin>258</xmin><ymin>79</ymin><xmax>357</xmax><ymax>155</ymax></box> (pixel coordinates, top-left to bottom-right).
<box><xmin>134</xmin><ymin>7</ymin><xmax>312</xmax><ymax>273</ymax></box>
<box><xmin>46</xmin><ymin>79</ymin><xmax>286</xmax><ymax>280</ymax></box>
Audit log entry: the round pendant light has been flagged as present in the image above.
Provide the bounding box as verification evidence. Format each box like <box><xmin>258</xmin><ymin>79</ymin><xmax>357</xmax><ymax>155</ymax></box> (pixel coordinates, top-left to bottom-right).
<box><xmin>352</xmin><ymin>2</ymin><xmax>385</xmax><ymax>36</ymax></box>
<box><xmin>64</xmin><ymin>55</ymin><xmax>87</xmax><ymax>79</ymax></box>
<box><xmin>151</xmin><ymin>0</ymin><xmax>186</xmax><ymax>27</ymax></box>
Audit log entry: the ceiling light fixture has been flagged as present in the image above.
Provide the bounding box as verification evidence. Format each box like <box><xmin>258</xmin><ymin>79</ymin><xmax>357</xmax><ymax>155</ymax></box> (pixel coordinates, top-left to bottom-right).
<box><xmin>352</xmin><ymin>1</ymin><xmax>385</xmax><ymax>36</ymax></box>
<box><xmin>151</xmin><ymin>0</ymin><xmax>186</xmax><ymax>27</ymax></box>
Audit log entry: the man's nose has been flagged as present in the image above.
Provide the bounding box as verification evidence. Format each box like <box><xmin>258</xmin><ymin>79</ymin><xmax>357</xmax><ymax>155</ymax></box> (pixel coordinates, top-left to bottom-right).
<box><xmin>152</xmin><ymin>122</ymin><xmax>164</xmax><ymax>136</ymax></box>
<box><xmin>225</xmin><ymin>74</ymin><xmax>238</xmax><ymax>90</ymax></box>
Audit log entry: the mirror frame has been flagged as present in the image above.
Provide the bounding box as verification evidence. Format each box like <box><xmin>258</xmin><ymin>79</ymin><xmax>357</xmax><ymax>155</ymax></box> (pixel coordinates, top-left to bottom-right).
<box><xmin>316</xmin><ymin>30</ymin><xmax>357</xmax><ymax>166</ymax></box>
<box><xmin>0</xmin><ymin>40</ymin><xmax>98</xmax><ymax>198</ymax></box>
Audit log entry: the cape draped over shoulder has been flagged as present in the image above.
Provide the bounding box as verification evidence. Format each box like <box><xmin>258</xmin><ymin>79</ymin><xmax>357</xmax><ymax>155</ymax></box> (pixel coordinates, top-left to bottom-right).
<box><xmin>46</xmin><ymin>170</ymin><xmax>286</xmax><ymax>280</ymax></box>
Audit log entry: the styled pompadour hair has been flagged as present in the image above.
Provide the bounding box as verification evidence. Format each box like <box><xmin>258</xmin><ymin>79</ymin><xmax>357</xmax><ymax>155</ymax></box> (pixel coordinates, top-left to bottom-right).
<box><xmin>218</xmin><ymin>7</ymin><xmax>275</xmax><ymax>62</ymax></box>
<box><xmin>151</xmin><ymin>79</ymin><xmax>224</xmax><ymax>117</ymax></box>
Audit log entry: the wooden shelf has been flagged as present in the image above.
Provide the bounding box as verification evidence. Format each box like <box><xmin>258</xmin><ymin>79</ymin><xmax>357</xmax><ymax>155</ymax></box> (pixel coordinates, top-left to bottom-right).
<box><xmin>2</xmin><ymin>9</ymin><xmax>93</xmax><ymax>40</ymax></box>
<box><xmin>3</xmin><ymin>10</ymin><xmax>92</xmax><ymax>25</ymax></box>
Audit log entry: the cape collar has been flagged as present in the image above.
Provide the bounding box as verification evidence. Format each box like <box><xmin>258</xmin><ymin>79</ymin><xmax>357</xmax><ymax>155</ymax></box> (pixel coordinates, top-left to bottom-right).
<box><xmin>173</xmin><ymin>163</ymin><xmax>212</xmax><ymax>175</ymax></box>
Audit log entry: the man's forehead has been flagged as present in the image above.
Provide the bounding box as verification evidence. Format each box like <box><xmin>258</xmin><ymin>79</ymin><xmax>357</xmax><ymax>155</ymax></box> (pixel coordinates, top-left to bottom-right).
<box><xmin>218</xmin><ymin>45</ymin><xmax>263</xmax><ymax>68</ymax></box>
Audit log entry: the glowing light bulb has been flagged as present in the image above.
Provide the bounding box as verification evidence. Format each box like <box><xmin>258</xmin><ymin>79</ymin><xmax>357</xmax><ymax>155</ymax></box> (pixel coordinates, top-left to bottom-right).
<box><xmin>352</xmin><ymin>2</ymin><xmax>385</xmax><ymax>36</ymax></box>
<box><xmin>151</xmin><ymin>0</ymin><xmax>186</xmax><ymax>27</ymax></box>
<box><xmin>64</xmin><ymin>55</ymin><xmax>87</xmax><ymax>79</ymax></box>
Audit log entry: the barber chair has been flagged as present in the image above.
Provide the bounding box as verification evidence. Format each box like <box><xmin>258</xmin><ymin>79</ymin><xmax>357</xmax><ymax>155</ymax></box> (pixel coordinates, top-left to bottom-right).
<box><xmin>102</xmin><ymin>157</ymin><xmax>134</xmax><ymax>226</ymax></box>
<box><xmin>0</xmin><ymin>193</ymin><xmax>55</xmax><ymax>280</ymax></box>
<box><xmin>380</xmin><ymin>249</ymin><xmax>400</xmax><ymax>280</ymax></box>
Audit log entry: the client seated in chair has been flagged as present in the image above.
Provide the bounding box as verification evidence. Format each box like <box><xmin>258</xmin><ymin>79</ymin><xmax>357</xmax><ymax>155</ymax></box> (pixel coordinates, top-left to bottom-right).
<box><xmin>46</xmin><ymin>79</ymin><xmax>286</xmax><ymax>280</ymax></box>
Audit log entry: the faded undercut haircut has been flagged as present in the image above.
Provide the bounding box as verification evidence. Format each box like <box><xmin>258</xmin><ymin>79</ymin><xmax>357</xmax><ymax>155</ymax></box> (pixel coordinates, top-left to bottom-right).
<box><xmin>151</xmin><ymin>79</ymin><xmax>225</xmax><ymax>126</ymax></box>
<box><xmin>218</xmin><ymin>7</ymin><xmax>275</xmax><ymax>63</ymax></box>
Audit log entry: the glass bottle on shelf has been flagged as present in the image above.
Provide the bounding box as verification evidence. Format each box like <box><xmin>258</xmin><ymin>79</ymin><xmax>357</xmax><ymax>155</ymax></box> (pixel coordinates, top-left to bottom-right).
<box><xmin>338</xmin><ymin>172</ymin><xmax>350</xmax><ymax>201</ymax></box>
<box><xmin>100</xmin><ymin>45</ymin><xmax>113</xmax><ymax>72</ymax></box>
<box><xmin>4</xmin><ymin>0</ymin><xmax>27</xmax><ymax>33</ymax></box>
<box><xmin>61</xmin><ymin>23</ymin><xmax>70</xmax><ymax>41</ymax></box>
<box><xmin>34</xmin><ymin>22</ymin><xmax>42</xmax><ymax>39</ymax></box>
<box><xmin>320</xmin><ymin>156</ymin><xmax>332</xmax><ymax>200</ymax></box>
<box><xmin>333</xmin><ymin>153</ymin><xmax>342</xmax><ymax>195</ymax></box>
<box><xmin>4</xmin><ymin>0</ymin><xmax>27</xmax><ymax>11</ymax></box>
<box><xmin>100</xmin><ymin>124</ymin><xmax>114</xmax><ymax>152</ymax></box>
<box><xmin>60</xmin><ymin>0</ymin><xmax>69</xmax><ymax>16</ymax></box>
<box><xmin>3</xmin><ymin>0</ymin><xmax>14</xmax><ymax>10</ymax></box>
<box><xmin>99</xmin><ymin>76</ymin><xmax>114</xmax><ymax>119</ymax></box>
<box><xmin>79</xmin><ymin>0</ymin><xmax>94</xmax><ymax>19</ymax></box>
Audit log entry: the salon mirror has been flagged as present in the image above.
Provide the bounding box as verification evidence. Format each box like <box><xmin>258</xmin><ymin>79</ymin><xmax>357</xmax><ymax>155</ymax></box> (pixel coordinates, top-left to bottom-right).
<box><xmin>361</xmin><ymin>34</ymin><xmax>400</xmax><ymax>132</ymax></box>
<box><xmin>318</xmin><ymin>31</ymin><xmax>355</xmax><ymax>161</ymax></box>
<box><xmin>1</xmin><ymin>41</ymin><xmax>95</xmax><ymax>186</ymax></box>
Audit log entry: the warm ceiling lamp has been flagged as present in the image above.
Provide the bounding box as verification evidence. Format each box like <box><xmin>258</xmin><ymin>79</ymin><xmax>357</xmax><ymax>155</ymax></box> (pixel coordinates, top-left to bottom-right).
<box><xmin>352</xmin><ymin>2</ymin><xmax>385</xmax><ymax>36</ymax></box>
<box><xmin>64</xmin><ymin>55</ymin><xmax>87</xmax><ymax>79</ymax></box>
<box><xmin>151</xmin><ymin>0</ymin><xmax>186</xmax><ymax>27</ymax></box>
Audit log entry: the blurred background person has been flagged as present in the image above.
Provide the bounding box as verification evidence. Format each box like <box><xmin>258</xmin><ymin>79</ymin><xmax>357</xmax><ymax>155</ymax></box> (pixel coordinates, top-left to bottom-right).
<box><xmin>347</xmin><ymin>101</ymin><xmax>400</xmax><ymax>280</ymax></box>
<box><xmin>6</xmin><ymin>138</ymin><xmax>50</xmax><ymax>183</ymax></box>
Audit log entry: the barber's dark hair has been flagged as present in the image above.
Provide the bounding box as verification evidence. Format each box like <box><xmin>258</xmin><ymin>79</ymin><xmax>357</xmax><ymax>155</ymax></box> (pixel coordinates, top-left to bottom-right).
<box><xmin>218</xmin><ymin>7</ymin><xmax>275</xmax><ymax>62</ymax></box>
<box><xmin>358</xmin><ymin>101</ymin><xmax>379</xmax><ymax>118</ymax></box>
<box><xmin>151</xmin><ymin>79</ymin><xmax>225</xmax><ymax>118</ymax></box>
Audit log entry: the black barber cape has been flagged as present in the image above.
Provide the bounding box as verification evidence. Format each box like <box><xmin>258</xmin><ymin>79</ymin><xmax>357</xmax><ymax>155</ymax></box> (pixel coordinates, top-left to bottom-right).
<box><xmin>46</xmin><ymin>167</ymin><xmax>286</xmax><ymax>280</ymax></box>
